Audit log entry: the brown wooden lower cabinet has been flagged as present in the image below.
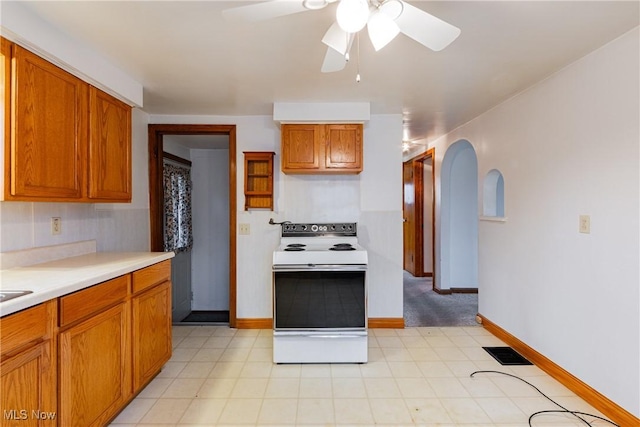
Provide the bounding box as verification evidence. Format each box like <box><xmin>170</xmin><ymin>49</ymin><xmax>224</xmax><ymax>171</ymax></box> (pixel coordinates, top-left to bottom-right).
<box><xmin>132</xmin><ymin>280</ymin><xmax>172</xmax><ymax>392</ymax></box>
<box><xmin>0</xmin><ymin>301</ymin><xmax>57</xmax><ymax>427</ymax></box>
<box><xmin>0</xmin><ymin>260</ymin><xmax>172</xmax><ymax>427</ymax></box>
<box><xmin>58</xmin><ymin>302</ymin><xmax>132</xmax><ymax>427</ymax></box>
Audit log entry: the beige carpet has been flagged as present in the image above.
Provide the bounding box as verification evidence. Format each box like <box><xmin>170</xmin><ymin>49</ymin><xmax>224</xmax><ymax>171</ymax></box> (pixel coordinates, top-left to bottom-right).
<box><xmin>403</xmin><ymin>271</ymin><xmax>478</xmax><ymax>327</ymax></box>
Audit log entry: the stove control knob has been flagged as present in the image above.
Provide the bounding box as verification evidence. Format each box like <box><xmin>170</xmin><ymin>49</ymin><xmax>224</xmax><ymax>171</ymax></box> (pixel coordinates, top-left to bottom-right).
<box><xmin>330</xmin><ymin>225</ymin><xmax>336</xmax><ymax>230</ymax></box>
<box><xmin>311</xmin><ymin>224</ymin><xmax>318</xmax><ymax>232</ymax></box>
<box><xmin>341</xmin><ymin>225</ymin><xmax>346</xmax><ymax>230</ymax></box>
<box><xmin>301</xmin><ymin>225</ymin><xmax>307</xmax><ymax>230</ymax></box>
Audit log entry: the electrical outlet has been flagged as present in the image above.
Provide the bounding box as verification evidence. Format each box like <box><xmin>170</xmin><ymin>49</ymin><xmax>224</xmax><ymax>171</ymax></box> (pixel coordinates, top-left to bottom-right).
<box><xmin>51</xmin><ymin>217</ymin><xmax>61</xmax><ymax>235</ymax></box>
<box><xmin>579</xmin><ymin>215</ymin><xmax>590</xmax><ymax>234</ymax></box>
<box><xmin>239</xmin><ymin>223</ymin><xmax>250</xmax><ymax>235</ymax></box>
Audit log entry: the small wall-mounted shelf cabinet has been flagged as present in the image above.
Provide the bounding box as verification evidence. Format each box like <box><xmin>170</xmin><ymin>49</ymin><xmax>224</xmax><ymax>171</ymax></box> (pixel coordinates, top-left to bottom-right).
<box><xmin>244</xmin><ymin>151</ymin><xmax>275</xmax><ymax>210</ymax></box>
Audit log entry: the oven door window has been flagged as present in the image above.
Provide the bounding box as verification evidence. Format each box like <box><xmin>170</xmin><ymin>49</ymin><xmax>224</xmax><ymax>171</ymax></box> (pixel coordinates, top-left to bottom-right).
<box><xmin>274</xmin><ymin>270</ymin><xmax>366</xmax><ymax>330</ymax></box>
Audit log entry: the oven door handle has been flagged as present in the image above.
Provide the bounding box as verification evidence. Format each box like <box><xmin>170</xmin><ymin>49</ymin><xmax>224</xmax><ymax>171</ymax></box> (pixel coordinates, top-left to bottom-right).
<box><xmin>302</xmin><ymin>334</ymin><xmax>367</xmax><ymax>339</ymax></box>
<box><xmin>273</xmin><ymin>264</ymin><xmax>367</xmax><ymax>271</ymax></box>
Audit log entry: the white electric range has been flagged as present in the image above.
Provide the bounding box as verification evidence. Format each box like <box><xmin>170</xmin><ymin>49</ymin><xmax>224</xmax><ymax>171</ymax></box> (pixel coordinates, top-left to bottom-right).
<box><xmin>272</xmin><ymin>222</ymin><xmax>368</xmax><ymax>364</ymax></box>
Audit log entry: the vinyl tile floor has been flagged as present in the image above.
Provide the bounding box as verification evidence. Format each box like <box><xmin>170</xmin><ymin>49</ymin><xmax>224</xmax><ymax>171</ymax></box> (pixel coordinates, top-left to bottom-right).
<box><xmin>109</xmin><ymin>325</ymin><xmax>610</xmax><ymax>426</ymax></box>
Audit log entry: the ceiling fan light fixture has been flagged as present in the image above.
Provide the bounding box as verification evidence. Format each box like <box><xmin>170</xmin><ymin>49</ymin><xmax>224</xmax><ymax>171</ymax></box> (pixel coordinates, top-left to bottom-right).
<box><xmin>303</xmin><ymin>0</ymin><xmax>330</xmax><ymax>10</ymax></box>
<box><xmin>379</xmin><ymin>0</ymin><xmax>403</xmax><ymax>20</ymax></box>
<box><xmin>336</xmin><ymin>0</ymin><xmax>370</xmax><ymax>33</ymax></box>
<box><xmin>367</xmin><ymin>9</ymin><xmax>400</xmax><ymax>51</ymax></box>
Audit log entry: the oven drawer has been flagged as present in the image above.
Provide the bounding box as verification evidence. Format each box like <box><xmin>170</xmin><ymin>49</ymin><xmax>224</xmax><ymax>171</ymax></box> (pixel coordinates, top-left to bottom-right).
<box><xmin>273</xmin><ymin>331</ymin><xmax>368</xmax><ymax>363</ymax></box>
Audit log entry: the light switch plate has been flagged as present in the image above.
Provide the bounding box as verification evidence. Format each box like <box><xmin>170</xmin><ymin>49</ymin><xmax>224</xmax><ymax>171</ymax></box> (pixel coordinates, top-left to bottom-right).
<box><xmin>579</xmin><ymin>215</ymin><xmax>590</xmax><ymax>234</ymax></box>
<box><xmin>239</xmin><ymin>223</ymin><xmax>250</xmax><ymax>235</ymax></box>
<box><xmin>51</xmin><ymin>217</ymin><xmax>61</xmax><ymax>235</ymax></box>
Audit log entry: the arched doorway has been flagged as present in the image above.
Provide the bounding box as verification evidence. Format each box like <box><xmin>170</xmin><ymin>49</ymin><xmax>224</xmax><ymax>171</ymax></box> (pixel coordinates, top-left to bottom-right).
<box><xmin>439</xmin><ymin>139</ymin><xmax>478</xmax><ymax>292</ymax></box>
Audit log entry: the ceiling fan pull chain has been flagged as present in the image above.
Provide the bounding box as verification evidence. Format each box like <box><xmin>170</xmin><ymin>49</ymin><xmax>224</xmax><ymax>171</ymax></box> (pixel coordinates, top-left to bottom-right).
<box><xmin>356</xmin><ymin>32</ymin><xmax>361</xmax><ymax>82</ymax></box>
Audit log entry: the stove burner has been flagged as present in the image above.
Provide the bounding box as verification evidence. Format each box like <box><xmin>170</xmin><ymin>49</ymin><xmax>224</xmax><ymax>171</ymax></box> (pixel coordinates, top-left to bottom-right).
<box><xmin>286</xmin><ymin>244</ymin><xmax>306</xmax><ymax>248</ymax></box>
<box><xmin>284</xmin><ymin>247</ymin><xmax>305</xmax><ymax>251</ymax></box>
<box><xmin>330</xmin><ymin>243</ymin><xmax>356</xmax><ymax>251</ymax></box>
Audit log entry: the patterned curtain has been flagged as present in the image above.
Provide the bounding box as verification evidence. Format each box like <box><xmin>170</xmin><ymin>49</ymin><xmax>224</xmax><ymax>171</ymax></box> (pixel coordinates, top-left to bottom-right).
<box><xmin>163</xmin><ymin>163</ymin><xmax>193</xmax><ymax>253</ymax></box>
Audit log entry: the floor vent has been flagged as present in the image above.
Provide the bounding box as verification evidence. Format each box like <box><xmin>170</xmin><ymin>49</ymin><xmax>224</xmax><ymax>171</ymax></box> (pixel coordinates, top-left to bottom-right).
<box><xmin>483</xmin><ymin>346</ymin><xmax>533</xmax><ymax>365</ymax></box>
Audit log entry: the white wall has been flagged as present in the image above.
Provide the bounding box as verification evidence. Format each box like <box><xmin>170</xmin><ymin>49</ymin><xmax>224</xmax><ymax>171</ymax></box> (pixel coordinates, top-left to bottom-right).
<box><xmin>419</xmin><ymin>27</ymin><xmax>640</xmax><ymax>417</ymax></box>
<box><xmin>0</xmin><ymin>1</ymin><xmax>142</xmax><ymax>106</ymax></box>
<box><xmin>163</xmin><ymin>139</ymin><xmax>192</xmax><ymax>161</ymax></box>
<box><xmin>190</xmin><ymin>149</ymin><xmax>230</xmax><ymax>311</ymax></box>
<box><xmin>149</xmin><ymin>114</ymin><xmax>405</xmax><ymax>320</ymax></box>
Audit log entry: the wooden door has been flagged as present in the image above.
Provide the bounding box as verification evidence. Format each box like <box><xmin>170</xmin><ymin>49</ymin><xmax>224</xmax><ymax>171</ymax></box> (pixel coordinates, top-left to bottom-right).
<box><xmin>11</xmin><ymin>45</ymin><xmax>88</xmax><ymax>200</ymax></box>
<box><xmin>171</xmin><ymin>251</ymin><xmax>192</xmax><ymax>323</ymax></box>
<box><xmin>1</xmin><ymin>342</ymin><xmax>56</xmax><ymax>426</ymax></box>
<box><xmin>281</xmin><ymin>124</ymin><xmax>321</xmax><ymax>171</ymax></box>
<box><xmin>59</xmin><ymin>303</ymin><xmax>131</xmax><ymax>427</ymax></box>
<box><xmin>325</xmin><ymin>124</ymin><xmax>362</xmax><ymax>171</ymax></box>
<box><xmin>132</xmin><ymin>281</ymin><xmax>172</xmax><ymax>392</ymax></box>
<box><xmin>403</xmin><ymin>160</ymin><xmax>416</xmax><ymax>274</ymax></box>
<box><xmin>88</xmin><ymin>87</ymin><xmax>131</xmax><ymax>201</ymax></box>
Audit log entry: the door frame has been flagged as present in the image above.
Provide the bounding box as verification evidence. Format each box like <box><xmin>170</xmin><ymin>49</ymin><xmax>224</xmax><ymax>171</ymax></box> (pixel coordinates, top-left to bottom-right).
<box><xmin>404</xmin><ymin>148</ymin><xmax>436</xmax><ymax>287</ymax></box>
<box><xmin>148</xmin><ymin>124</ymin><xmax>237</xmax><ymax>327</ymax></box>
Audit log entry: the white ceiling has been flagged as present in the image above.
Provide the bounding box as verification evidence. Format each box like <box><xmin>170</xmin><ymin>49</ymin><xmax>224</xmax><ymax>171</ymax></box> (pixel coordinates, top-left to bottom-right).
<box><xmin>16</xmin><ymin>1</ymin><xmax>639</xmax><ymax>143</ymax></box>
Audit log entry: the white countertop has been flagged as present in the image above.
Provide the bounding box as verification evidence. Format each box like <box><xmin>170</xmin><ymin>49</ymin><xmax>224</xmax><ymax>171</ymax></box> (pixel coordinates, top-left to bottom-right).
<box><xmin>0</xmin><ymin>251</ymin><xmax>174</xmax><ymax>317</ymax></box>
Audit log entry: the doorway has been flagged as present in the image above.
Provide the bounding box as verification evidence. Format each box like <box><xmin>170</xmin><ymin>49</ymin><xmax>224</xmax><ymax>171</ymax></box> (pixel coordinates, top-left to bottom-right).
<box><xmin>402</xmin><ymin>148</ymin><xmax>435</xmax><ymax>282</ymax></box>
<box><xmin>439</xmin><ymin>139</ymin><xmax>478</xmax><ymax>292</ymax></box>
<box><xmin>148</xmin><ymin>124</ymin><xmax>237</xmax><ymax>328</ymax></box>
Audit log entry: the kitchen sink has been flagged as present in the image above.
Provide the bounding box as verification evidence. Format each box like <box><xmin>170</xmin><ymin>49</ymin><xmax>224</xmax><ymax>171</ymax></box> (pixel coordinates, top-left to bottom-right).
<box><xmin>0</xmin><ymin>290</ymin><xmax>33</xmax><ymax>303</ymax></box>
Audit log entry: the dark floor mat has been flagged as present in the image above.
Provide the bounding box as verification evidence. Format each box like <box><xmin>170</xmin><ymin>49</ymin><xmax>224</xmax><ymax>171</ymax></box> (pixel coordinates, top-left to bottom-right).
<box><xmin>180</xmin><ymin>310</ymin><xmax>229</xmax><ymax>323</ymax></box>
<box><xmin>483</xmin><ymin>346</ymin><xmax>533</xmax><ymax>365</ymax></box>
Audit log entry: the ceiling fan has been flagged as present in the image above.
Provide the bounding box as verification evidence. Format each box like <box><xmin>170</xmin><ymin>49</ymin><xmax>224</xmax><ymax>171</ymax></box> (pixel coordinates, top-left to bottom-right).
<box><xmin>222</xmin><ymin>0</ymin><xmax>461</xmax><ymax>73</ymax></box>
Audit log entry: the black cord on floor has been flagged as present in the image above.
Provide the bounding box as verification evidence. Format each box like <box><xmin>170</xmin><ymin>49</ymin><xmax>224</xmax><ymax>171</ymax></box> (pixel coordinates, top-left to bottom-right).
<box><xmin>470</xmin><ymin>370</ymin><xmax>619</xmax><ymax>427</ymax></box>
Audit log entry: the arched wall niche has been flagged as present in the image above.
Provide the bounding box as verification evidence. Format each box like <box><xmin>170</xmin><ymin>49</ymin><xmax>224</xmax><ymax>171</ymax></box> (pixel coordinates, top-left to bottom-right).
<box><xmin>483</xmin><ymin>169</ymin><xmax>505</xmax><ymax>218</ymax></box>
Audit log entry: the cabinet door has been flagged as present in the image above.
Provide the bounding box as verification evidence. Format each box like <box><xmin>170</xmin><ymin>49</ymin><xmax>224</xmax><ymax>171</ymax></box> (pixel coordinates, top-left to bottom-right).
<box><xmin>11</xmin><ymin>45</ymin><xmax>88</xmax><ymax>200</ymax></box>
<box><xmin>325</xmin><ymin>124</ymin><xmax>362</xmax><ymax>172</ymax></box>
<box><xmin>58</xmin><ymin>303</ymin><xmax>131</xmax><ymax>427</ymax></box>
<box><xmin>88</xmin><ymin>87</ymin><xmax>131</xmax><ymax>201</ymax></box>
<box><xmin>132</xmin><ymin>281</ymin><xmax>172</xmax><ymax>392</ymax></box>
<box><xmin>281</xmin><ymin>124</ymin><xmax>322</xmax><ymax>172</ymax></box>
<box><xmin>1</xmin><ymin>342</ymin><xmax>56</xmax><ymax>427</ymax></box>
<box><xmin>2</xmin><ymin>38</ymin><xmax>10</xmax><ymax>190</ymax></box>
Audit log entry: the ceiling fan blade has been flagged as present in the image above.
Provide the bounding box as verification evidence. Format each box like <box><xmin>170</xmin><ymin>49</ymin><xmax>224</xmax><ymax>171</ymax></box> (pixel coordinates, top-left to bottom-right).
<box><xmin>367</xmin><ymin>9</ymin><xmax>400</xmax><ymax>51</ymax></box>
<box><xmin>385</xmin><ymin>0</ymin><xmax>461</xmax><ymax>51</ymax></box>
<box><xmin>321</xmin><ymin>22</ymin><xmax>354</xmax><ymax>55</ymax></box>
<box><xmin>321</xmin><ymin>46</ymin><xmax>347</xmax><ymax>73</ymax></box>
<box><xmin>222</xmin><ymin>0</ymin><xmax>308</xmax><ymax>22</ymax></box>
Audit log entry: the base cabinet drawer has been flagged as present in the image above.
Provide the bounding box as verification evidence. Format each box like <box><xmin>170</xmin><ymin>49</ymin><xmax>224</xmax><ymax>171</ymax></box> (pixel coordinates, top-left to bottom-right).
<box><xmin>58</xmin><ymin>303</ymin><xmax>131</xmax><ymax>427</ymax></box>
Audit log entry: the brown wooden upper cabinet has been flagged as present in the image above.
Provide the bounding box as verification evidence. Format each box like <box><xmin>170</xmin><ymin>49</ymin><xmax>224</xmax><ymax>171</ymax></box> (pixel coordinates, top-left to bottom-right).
<box><xmin>1</xmin><ymin>37</ymin><xmax>132</xmax><ymax>202</ymax></box>
<box><xmin>281</xmin><ymin>123</ymin><xmax>363</xmax><ymax>174</ymax></box>
<box><xmin>88</xmin><ymin>87</ymin><xmax>132</xmax><ymax>201</ymax></box>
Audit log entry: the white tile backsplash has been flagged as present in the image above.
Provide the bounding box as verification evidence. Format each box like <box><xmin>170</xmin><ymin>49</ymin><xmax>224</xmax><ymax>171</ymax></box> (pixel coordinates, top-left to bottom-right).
<box><xmin>32</xmin><ymin>203</ymin><xmax>97</xmax><ymax>248</ymax></box>
<box><xmin>96</xmin><ymin>209</ymin><xmax>150</xmax><ymax>252</ymax></box>
<box><xmin>0</xmin><ymin>202</ymin><xmax>34</xmax><ymax>251</ymax></box>
<box><xmin>0</xmin><ymin>201</ymin><xmax>149</xmax><ymax>255</ymax></box>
